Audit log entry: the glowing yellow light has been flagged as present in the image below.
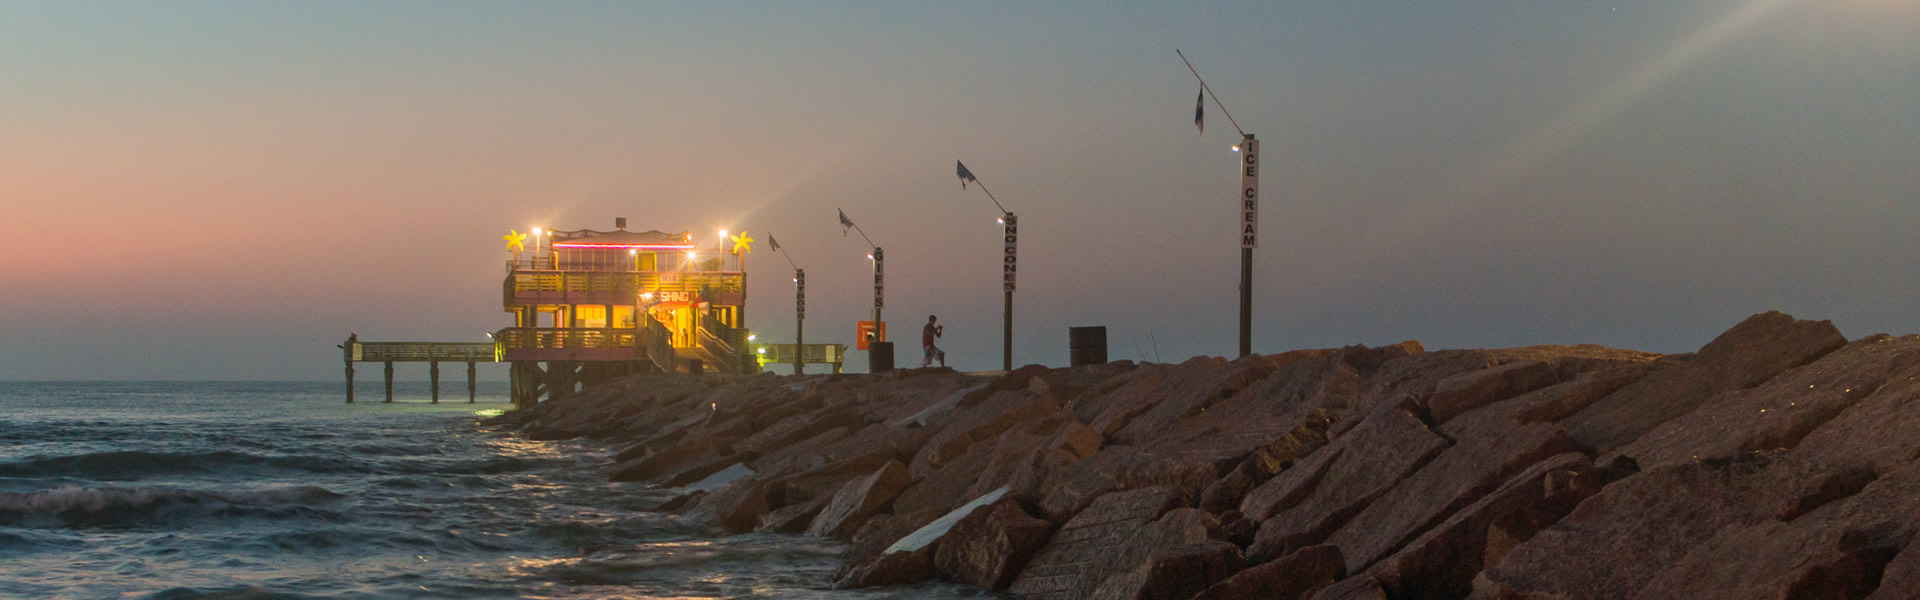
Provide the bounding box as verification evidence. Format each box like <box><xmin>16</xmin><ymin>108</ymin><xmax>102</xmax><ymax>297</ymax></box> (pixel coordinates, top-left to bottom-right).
<box><xmin>687</xmin><ymin>250</ymin><xmax>697</xmax><ymax>259</ymax></box>
<box><xmin>747</xmin><ymin>334</ymin><xmax>756</xmax><ymax>341</ymax></box>
<box><xmin>866</xmin><ymin>254</ymin><xmax>874</xmax><ymax>260</ymax></box>
<box><xmin>628</xmin><ymin>248</ymin><xmax>637</xmax><ymax>255</ymax></box>
<box><xmin>719</xmin><ymin>229</ymin><xmax>728</xmax><ymax>238</ymax></box>
<box><xmin>757</xmin><ymin>348</ymin><xmax>766</xmax><ymax>354</ymax></box>
<box><xmin>1231</xmin><ymin>145</ymin><xmax>1241</xmax><ymax>152</ymax></box>
<box><xmin>531</xmin><ymin>227</ymin><xmax>542</xmax><ymax>236</ymax></box>
<box><xmin>997</xmin><ymin>217</ymin><xmax>1005</xmax><ymax>224</ymax></box>
<box><xmin>641</xmin><ymin>292</ymin><xmax>654</xmax><ymax>300</ymax></box>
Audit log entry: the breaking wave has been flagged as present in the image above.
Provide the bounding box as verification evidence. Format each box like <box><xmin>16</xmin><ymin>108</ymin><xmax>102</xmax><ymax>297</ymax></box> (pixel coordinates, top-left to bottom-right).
<box><xmin>0</xmin><ymin>485</ymin><xmax>343</xmax><ymax>529</ymax></box>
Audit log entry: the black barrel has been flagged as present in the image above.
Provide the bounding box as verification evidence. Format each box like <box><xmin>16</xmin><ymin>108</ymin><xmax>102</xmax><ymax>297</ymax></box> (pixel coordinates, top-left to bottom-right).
<box><xmin>1069</xmin><ymin>327</ymin><xmax>1107</xmax><ymax>366</ymax></box>
<box><xmin>869</xmin><ymin>341</ymin><xmax>895</xmax><ymax>373</ymax></box>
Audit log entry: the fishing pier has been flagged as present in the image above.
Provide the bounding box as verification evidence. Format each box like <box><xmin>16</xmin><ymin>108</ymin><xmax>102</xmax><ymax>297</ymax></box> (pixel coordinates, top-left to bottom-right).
<box><xmin>345</xmin><ymin>217</ymin><xmax>845</xmax><ymax>409</ymax></box>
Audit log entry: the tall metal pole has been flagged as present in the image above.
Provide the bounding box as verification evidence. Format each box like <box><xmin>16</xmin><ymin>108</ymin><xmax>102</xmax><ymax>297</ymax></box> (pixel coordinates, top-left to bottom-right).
<box><xmin>1238</xmin><ymin>134</ymin><xmax>1258</xmax><ymax>358</ymax></box>
<box><xmin>1002</xmin><ymin>212</ymin><xmax>1017</xmax><ymax>370</ymax></box>
<box><xmin>961</xmin><ymin>162</ymin><xmax>1016</xmax><ymax>371</ymax></box>
<box><xmin>1180</xmin><ymin>49</ymin><xmax>1257</xmax><ymax>358</ymax></box>
<box><xmin>794</xmin><ymin>268</ymin><xmax>805</xmax><ymax>375</ymax></box>
<box><xmin>839</xmin><ymin>210</ymin><xmax>882</xmax><ymax>355</ymax></box>
<box><xmin>770</xmin><ymin>235</ymin><xmax>806</xmax><ymax>376</ymax></box>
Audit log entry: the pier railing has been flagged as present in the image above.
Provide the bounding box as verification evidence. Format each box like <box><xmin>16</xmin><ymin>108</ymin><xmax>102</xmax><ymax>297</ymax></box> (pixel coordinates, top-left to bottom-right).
<box><xmin>504</xmin><ymin>271</ymin><xmax>744</xmax><ymax>294</ymax></box>
<box><xmin>752</xmin><ymin>343</ymin><xmax>849</xmax><ymax>373</ymax></box>
<box><xmin>350</xmin><ymin>342</ymin><xmax>495</xmax><ymax>362</ymax></box>
<box><xmin>492</xmin><ymin>327</ymin><xmax>637</xmax><ymax>351</ymax></box>
<box><xmin>643</xmin><ymin>315</ymin><xmax>674</xmax><ymax>373</ymax></box>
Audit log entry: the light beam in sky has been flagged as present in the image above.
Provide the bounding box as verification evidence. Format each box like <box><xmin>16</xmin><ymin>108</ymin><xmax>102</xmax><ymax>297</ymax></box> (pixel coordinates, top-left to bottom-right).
<box><xmin>1455</xmin><ymin>0</ymin><xmax>1792</xmax><ymax>200</ymax></box>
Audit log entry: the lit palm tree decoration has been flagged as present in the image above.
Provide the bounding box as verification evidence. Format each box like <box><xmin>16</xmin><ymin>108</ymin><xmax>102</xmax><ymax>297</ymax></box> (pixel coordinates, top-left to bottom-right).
<box><xmin>503</xmin><ymin>229</ymin><xmax>527</xmax><ymax>253</ymax></box>
<box><xmin>730</xmin><ymin>232</ymin><xmax>753</xmax><ymax>270</ymax></box>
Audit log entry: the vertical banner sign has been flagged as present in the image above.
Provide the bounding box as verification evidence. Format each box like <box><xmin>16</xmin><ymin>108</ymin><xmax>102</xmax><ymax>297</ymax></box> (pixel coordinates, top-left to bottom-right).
<box><xmin>1241</xmin><ymin>135</ymin><xmax>1259</xmax><ymax>248</ymax></box>
<box><xmin>1002</xmin><ymin>213</ymin><xmax>1018</xmax><ymax>292</ymax></box>
<box><xmin>795</xmin><ymin>269</ymin><xmax>806</xmax><ymax>319</ymax></box>
<box><xmin>872</xmin><ymin>247</ymin><xmax>885</xmax><ymax>310</ymax></box>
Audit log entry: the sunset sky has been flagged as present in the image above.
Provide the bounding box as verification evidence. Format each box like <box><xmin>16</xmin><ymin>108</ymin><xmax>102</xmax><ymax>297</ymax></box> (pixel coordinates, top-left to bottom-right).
<box><xmin>4</xmin><ymin>1</ymin><xmax>1917</xmax><ymax>379</ymax></box>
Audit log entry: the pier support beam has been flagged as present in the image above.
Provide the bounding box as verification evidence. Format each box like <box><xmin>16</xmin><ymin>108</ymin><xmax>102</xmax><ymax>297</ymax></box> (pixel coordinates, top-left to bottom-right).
<box><xmin>345</xmin><ymin>363</ymin><xmax>354</xmax><ymax>404</ymax></box>
<box><xmin>430</xmin><ymin>361</ymin><xmax>440</xmax><ymax>404</ymax></box>
<box><xmin>384</xmin><ymin>361</ymin><xmax>394</xmax><ymax>403</ymax></box>
<box><xmin>467</xmin><ymin>362</ymin><xmax>476</xmax><ymax>403</ymax></box>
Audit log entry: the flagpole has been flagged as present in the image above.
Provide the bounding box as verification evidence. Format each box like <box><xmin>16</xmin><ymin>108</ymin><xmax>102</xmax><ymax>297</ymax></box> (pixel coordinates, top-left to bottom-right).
<box><xmin>958</xmin><ymin>161</ymin><xmax>1015</xmax><ymax>371</ymax></box>
<box><xmin>840</xmin><ymin>209</ymin><xmax>883</xmax><ymax>365</ymax></box>
<box><xmin>1179</xmin><ymin>49</ymin><xmax>1257</xmax><ymax>358</ymax></box>
<box><xmin>1177</xmin><ymin>49</ymin><xmax>1246</xmax><ymax>137</ymax></box>
<box><xmin>839</xmin><ymin>208</ymin><xmax>877</xmax><ymax>248</ymax></box>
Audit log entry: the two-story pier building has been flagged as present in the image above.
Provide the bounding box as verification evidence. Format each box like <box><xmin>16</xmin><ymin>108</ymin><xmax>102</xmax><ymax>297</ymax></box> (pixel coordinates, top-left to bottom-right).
<box><xmin>497</xmin><ymin>217</ymin><xmax>751</xmax><ymax>407</ymax></box>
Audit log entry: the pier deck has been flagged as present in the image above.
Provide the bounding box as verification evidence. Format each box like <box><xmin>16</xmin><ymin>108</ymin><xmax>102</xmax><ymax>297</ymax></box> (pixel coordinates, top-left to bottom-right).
<box><xmin>341</xmin><ymin>337</ymin><xmax>496</xmax><ymax>404</ymax></box>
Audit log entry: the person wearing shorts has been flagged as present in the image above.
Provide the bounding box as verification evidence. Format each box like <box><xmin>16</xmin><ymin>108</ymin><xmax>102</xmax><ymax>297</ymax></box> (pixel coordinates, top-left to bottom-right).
<box><xmin>921</xmin><ymin>315</ymin><xmax>945</xmax><ymax>368</ymax></box>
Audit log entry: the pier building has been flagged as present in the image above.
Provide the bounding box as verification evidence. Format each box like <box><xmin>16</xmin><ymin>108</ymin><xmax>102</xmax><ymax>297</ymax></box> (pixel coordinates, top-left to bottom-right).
<box><xmin>497</xmin><ymin>217</ymin><xmax>752</xmax><ymax>407</ymax></box>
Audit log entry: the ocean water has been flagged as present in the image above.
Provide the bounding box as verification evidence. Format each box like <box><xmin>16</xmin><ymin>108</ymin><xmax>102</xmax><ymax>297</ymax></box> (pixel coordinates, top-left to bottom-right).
<box><xmin>0</xmin><ymin>381</ymin><xmax>987</xmax><ymax>599</ymax></box>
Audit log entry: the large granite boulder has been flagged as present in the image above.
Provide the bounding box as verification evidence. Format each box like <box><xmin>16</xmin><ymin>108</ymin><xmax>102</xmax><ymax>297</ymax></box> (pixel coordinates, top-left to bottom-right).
<box><xmin>1471</xmin><ymin>451</ymin><xmax>1873</xmax><ymax>600</ymax></box>
<box><xmin>1793</xmin><ymin>335</ymin><xmax>1920</xmax><ymax>475</ymax></box>
<box><xmin>1437</xmin><ymin>366</ymin><xmax>1651</xmax><ymax>439</ymax></box>
<box><xmin>931</xmin><ymin>495</ymin><xmax>1057</xmax><ymax>591</ymax></box>
<box><xmin>1367</xmin><ymin>452</ymin><xmax>1599</xmax><ymax>599</ymax></box>
<box><xmin>1346</xmin><ymin>349</ymin><xmax>1497</xmax><ymax>422</ymax></box>
<box><xmin>608</xmin><ymin>435</ymin><xmax>722</xmax><ymax>482</ymax></box>
<box><xmin>1425</xmin><ymin>360</ymin><xmax>1560</xmax><ymax>426</ymax></box>
<box><xmin>1198</xmin><ymin>419</ymin><xmax>1331</xmax><ymax>514</ymax></box>
<box><xmin>1483</xmin><ymin>344</ymin><xmax>1661</xmax><ymax>380</ymax></box>
<box><xmin>1109</xmin><ymin>354</ymin><xmax>1282</xmax><ymax>445</ymax></box>
<box><xmin>1088</xmin><ymin>540</ymin><xmax>1244</xmax><ymax>600</ymax></box>
<box><xmin>731</xmin><ymin>403</ymin><xmax>859</xmax><ymax>456</ymax></box>
<box><xmin>1623</xmin><ymin>457</ymin><xmax>1920</xmax><ymax>599</ymax></box>
<box><xmin>1191</xmin><ymin>544</ymin><xmax>1344</xmax><ymax>600</ymax></box>
<box><xmin>1324</xmin><ymin>422</ymin><xmax>1574</xmax><ymax>573</ymax></box>
<box><xmin>690</xmin><ymin>476</ymin><xmax>768</xmax><ymax>534</ymax></box>
<box><xmin>807</xmin><ymin>459</ymin><xmax>912</xmax><ymax>538</ymax></box>
<box><xmin>1560</xmin><ymin>311</ymin><xmax>1845</xmax><ymax>454</ymax></box>
<box><xmin>1307</xmin><ymin>577</ymin><xmax>1388</xmax><ymax>600</ymax></box>
<box><xmin>833</xmin><ymin>550</ymin><xmax>932</xmax><ymax>589</ymax></box>
<box><xmin>1007</xmin><ymin>486</ymin><xmax>1191</xmax><ymax>600</ymax></box>
<box><xmin>1865</xmin><ymin>540</ymin><xmax>1920</xmax><ymax>600</ymax></box>
<box><xmin>910</xmin><ymin>391</ymin><xmax>1060</xmax><ymax>475</ymax></box>
<box><xmin>1614</xmin><ymin>334</ymin><xmax>1920</xmax><ymax>470</ymax></box>
<box><xmin>1075</xmin><ymin>361</ymin><xmax>1175</xmax><ymax>430</ymax></box>
<box><xmin>1243</xmin><ymin>408</ymin><xmax>1449</xmax><ymax>562</ymax></box>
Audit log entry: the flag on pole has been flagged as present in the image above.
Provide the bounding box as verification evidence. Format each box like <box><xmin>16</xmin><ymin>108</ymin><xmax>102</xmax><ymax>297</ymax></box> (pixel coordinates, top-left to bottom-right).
<box><xmin>838</xmin><ymin>209</ymin><xmax>855</xmax><ymax>236</ymax></box>
<box><xmin>767</xmin><ymin>233</ymin><xmax>781</xmax><ymax>253</ymax></box>
<box><xmin>1194</xmin><ymin>87</ymin><xmax>1205</xmax><ymax>134</ymax></box>
<box><xmin>957</xmin><ymin>160</ymin><xmax>977</xmax><ymax>190</ymax></box>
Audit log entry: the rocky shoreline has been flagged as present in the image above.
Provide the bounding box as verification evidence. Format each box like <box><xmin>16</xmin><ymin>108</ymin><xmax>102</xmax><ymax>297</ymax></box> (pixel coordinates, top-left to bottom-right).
<box><xmin>485</xmin><ymin>311</ymin><xmax>1920</xmax><ymax>600</ymax></box>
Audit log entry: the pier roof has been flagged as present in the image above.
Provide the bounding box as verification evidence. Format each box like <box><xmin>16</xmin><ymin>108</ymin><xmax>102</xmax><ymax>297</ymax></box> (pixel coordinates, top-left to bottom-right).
<box><xmin>551</xmin><ymin>229</ymin><xmax>693</xmax><ymax>249</ymax></box>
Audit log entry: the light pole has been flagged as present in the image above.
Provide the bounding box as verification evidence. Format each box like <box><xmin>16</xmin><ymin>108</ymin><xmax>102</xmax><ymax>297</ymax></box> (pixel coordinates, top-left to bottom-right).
<box><xmin>1179</xmin><ymin>49</ymin><xmax>1258</xmax><ymax>358</ymax></box>
<box><xmin>957</xmin><ymin>160</ymin><xmax>1016</xmax><ymax>371</ymax></box>
<box><xmin>838</xmin><ymin>209</ymin><xmax>881</xmax><ymax>352</ymax></box>
<box><xmin>769</xmin><ymin>233</ymin><xmax>804</xmax><ymax>375</ymax></box>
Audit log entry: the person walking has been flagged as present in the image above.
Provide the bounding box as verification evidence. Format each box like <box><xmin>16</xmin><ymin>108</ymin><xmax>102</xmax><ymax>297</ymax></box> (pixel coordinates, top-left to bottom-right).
<box><xmin>921</xmin><ymin>315</ymin><xmax>946</xmax><ymax>368</ymax></box>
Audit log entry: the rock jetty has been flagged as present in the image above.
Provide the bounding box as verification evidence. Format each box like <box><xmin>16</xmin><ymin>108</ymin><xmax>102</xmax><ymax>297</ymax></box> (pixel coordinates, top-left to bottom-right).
<box><xmin>486</xmin><ymin>311</ymin><xmax>1920</xmax><ymax>600</ymax></box>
